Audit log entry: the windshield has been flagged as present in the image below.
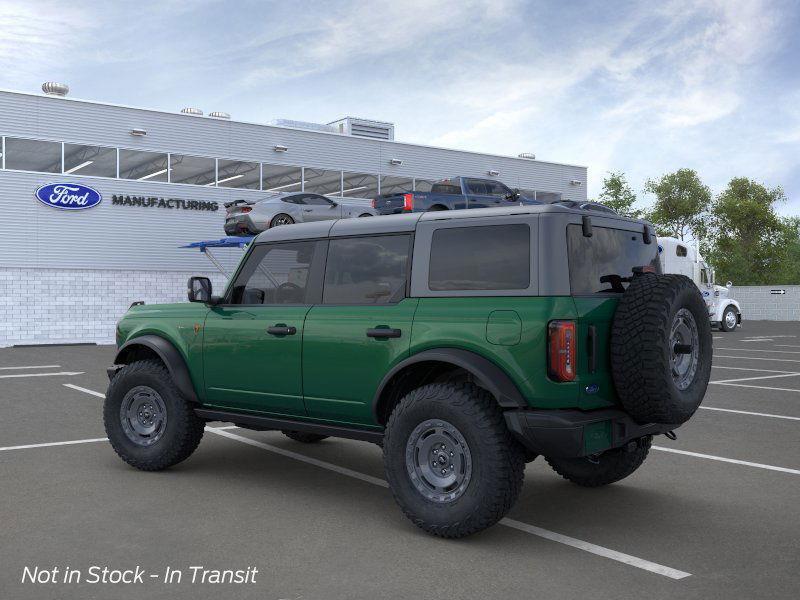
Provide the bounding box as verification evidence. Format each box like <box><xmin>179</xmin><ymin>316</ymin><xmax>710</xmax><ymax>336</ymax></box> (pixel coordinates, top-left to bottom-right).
<box><xmin>567</xmin><ymin>224</ymin><xmax>661</xmax><ymax>294</ymax></box>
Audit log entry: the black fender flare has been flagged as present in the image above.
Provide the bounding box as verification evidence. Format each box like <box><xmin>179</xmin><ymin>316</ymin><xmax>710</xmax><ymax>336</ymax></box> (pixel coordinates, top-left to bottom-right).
<box><xmin>372</xmin><ymin>348</ymin><xmax>527</xmax><ymax>420</ymax></box>
<box><xmin>113</xmin><ymin>335</ymin><xmax>199</xmax><ymax>403</ymax></box>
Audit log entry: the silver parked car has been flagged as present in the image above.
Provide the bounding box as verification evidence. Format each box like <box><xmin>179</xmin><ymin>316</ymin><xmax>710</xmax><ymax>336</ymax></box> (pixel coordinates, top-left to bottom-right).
<box><xmin>224</xmin><ymin>192</ymin><xmax>376</xmax><ymax>235</ymax></box>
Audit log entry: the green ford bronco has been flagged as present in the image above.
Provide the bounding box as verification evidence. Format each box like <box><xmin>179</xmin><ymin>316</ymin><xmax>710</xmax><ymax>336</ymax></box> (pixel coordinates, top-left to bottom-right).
<box><xmin>106</xmin><ymin>204</ymin><xmax>712</xmax><ymax>538</ymax></box>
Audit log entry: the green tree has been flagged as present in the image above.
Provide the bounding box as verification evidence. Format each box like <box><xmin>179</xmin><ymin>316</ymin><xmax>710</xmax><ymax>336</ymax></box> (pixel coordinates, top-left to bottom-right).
<box><xmin>705</xmin><ymin>177</ymin><xmax>792</xmax><ymax>285</ymax></box>
<box><xmin>596</xmin><ymin>171</ymin><xmax>641</xmax><ymax>218</ymax></box>
<box><xmin>643</xmin><ymin>169</ymin><xmax>711</xmax><ymax>240</ymax></box>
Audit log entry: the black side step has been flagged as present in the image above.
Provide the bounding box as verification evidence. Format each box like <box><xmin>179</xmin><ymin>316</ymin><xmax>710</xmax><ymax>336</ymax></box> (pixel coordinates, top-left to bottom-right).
<box><xmin>195</xmin><ymin>408</ymin><xmax>384</xmax><ymax>443</ymax></box>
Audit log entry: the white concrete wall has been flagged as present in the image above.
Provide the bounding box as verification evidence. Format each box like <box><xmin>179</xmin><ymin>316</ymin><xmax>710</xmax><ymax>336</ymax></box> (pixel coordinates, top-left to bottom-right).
<box><xmin>0</xmin><ymin>268</ymin><xmax>228</xmax><ymax>347</ymax></box>
<box><xmin>729</xmin><ymin>286</ymin><xmax>800</xmax><ymax>321</ymax></box>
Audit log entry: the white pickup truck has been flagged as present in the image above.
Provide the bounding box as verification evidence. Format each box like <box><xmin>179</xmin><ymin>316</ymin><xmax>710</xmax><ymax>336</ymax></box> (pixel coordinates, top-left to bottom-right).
<box><xmin>658</xmin><ymin>237</ymin><xmax>742</xmax><ymax>332</ymax></box>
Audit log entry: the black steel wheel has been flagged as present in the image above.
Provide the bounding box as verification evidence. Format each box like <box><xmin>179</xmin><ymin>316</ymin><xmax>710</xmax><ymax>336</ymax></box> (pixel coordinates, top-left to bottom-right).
<box><xmin>383</xmin><ymin>381</ymin><xmax>525</xmax><ymax>538</ymax></box>
<box><xmin>104</xmin><ymin>359</ymin><xmax>205</xmax><ymax>471</ymax></box>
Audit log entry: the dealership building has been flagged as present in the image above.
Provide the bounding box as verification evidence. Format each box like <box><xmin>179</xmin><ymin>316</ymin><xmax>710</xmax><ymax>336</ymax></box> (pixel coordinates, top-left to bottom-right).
<box><xmin>0</xmin><ymin>84</ymin><xmax>588</xmax><ymax>347</ymax></box>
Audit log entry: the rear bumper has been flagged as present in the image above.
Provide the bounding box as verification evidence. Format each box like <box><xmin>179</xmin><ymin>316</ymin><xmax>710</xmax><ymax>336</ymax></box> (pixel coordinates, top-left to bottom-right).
<box><xmin>504</xmin><ymin>408</ymin><xmax>677</xmax><ymax>458</ymax></box>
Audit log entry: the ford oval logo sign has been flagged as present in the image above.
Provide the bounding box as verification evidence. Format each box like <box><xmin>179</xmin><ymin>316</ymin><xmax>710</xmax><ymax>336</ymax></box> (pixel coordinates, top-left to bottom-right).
<box><xmin>35</xmin><ymin>183</ymin><xmax>102</xmax><ymax>210</ymax></box>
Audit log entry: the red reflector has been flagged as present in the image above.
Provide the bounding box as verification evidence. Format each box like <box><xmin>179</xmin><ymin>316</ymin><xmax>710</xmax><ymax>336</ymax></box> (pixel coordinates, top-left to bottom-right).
<box><xmin>548</xmin><ymin>321</ymin><xmax>576</xmax><ymax>382</ymax></box>
<box><xmin>403</xmin><ymin>193</ymin><xmax>414</xmax><ymax>211</ymax></box>
<box><xmin>240</xmin><ymin>207</ymin><xmax>252</xmax><ymax>213</ymax></box>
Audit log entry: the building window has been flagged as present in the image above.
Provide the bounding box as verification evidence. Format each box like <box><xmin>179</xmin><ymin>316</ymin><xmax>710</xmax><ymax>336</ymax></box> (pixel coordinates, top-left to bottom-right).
<box><xmin>217</xmin><ymin>159</ymin><xmax>260</xmax><ymax>189</ymax></box>
<box><xmin>4</xmin><ymin>138</ymin><xmax>61</xmax><ymax>173</ymax></box>
<box><xmin>341</xmin><ymin>172</ymin><xmax>379</xmax><ymax>199</ymax></box>
<box><xmin>119</xmin><ymin>149</ymin><xmax>169</xmax><ymax>182</ymax></box>
<box><xmin>63</xmin><ymin>144</ymin><xmax>117</xmax><ymax>177</ymax></box>
<box><xmin>304</xmin><ymin>168</ymin><xmax>342</xmax><ymax>196</ymax></box>
<box><xmin>262</xmin><ymin>163</ymin><xmax>302</xmax><ymax>193</ymax></box>
<box><xmin>379</xmin><ymin>175</ymin><xmax>413</xmax><ymax>196</ymax></box>
<box><xmin>429</xmin><ymin>225</ymin><xmax>530</xmax><ymax>291</ymax></box>
<box><xmin>323</xmin><ymin>235</ymin><xmax>410</xmax><ymax>304</ymax></box>
<box><xmin>170</xmin><ymin>154</ymin><xmax>216</xmax><ymax>186</ymax></box>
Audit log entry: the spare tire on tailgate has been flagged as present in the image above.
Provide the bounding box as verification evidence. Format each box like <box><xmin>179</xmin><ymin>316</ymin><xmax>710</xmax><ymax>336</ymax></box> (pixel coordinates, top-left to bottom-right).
<box><xmin>610</xmin><ymin>273</ymin><xmax>712</xmax><ymax>425</ymax></box>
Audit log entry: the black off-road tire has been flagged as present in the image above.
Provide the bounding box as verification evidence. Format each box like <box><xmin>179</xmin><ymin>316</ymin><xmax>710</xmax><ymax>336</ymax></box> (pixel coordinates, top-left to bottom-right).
<box><xmin>103</xmin><ymin>359</ymin><xmax>205</xmax><ymax>471</ymax></box>
<box><xmin>383</xmin><ymin>381</ymin><xmax>525</xmax><ymax>538</ymax></box>
<box><xmin>545</xmin><ymin>436</ymin><xmax>651</xmax><ymax>487</ymax></box>
<box><xmin>281</xmin><ymin>430</ymin><xmax>329</xmax><ymax>443</ymax></box>
<box><xmin>611</xmin><ymin>273</ymin><xmax>712</xmax><ymax>425</ymax></box>
<box><xmin>720</xmin><ymin>306</ymin><xmax>738</xmax><ymax>332</ymax></box>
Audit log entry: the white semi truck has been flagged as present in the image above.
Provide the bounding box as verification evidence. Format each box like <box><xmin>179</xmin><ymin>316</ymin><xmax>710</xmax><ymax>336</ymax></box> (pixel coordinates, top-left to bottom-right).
<box><xmin>658</xmin><ymin>237</ymin><xmax>742</xmax><ymax>332</ymax></box>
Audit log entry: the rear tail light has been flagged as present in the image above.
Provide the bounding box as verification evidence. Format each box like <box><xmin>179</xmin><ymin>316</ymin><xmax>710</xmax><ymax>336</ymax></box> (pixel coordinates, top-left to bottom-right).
<box><xmin>403</xmin><ymin>193</ymin><xmax>414</xmax><ymax>211</ymax></box>
<box><xmin>240</xmin><ymin>207</ymin><xmax>252</xmax><ymax>213</ymax></box>
<box><xmin>548</xmin><ymin>320</ymin><xmax>576</xmax><ymax>382</ymax></box>
<box><xmin>371</xmin><ymin>198</ymin><xmax>377</xmax><ymax>209</ymax></box>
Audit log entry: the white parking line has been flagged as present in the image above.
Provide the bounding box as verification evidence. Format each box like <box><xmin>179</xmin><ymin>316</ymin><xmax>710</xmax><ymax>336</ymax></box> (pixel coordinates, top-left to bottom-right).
<box><xmin>710</xmin><ymin>373</ymin><xmax>800</xmax><ymax>384</ymax></box>
<box><xmin>0</xmin><ymin>437</ymin><xmax>107</xmax><ymax>452</ymax></box>
<box><xmin>715</xmin><ymin>355</ymin><xmax>800</xmax><ymax>364</ymax></box>
<box><xmin>712</xmin><ymin>365</ymin><xmax>798</xmax><ymax>373</ymax></box>
<box><xmin>710</xmin><ymin>382</ymin><xmax>800</xmax><ymax>394</ymax></box>
<box><xmin>653</xmin><ymin>446</ymin><xmax>800</xmax><ymax>475</ymax></box>
<box><xmin>207</xmin><ymin>427</ymin><xmax>691</xmax><ymax>579</ymax></box>
<box><xmin>0</xmin><ymin>371</ymin><xmax>84</xmax><ymax>379</ymax></box>
<box><xmin>0</xmin><ymin>365</ymin><xmax>61</xmax><ymax>370</ymax></box>
<box><xmin>716</xmin><ymin>347</ymin><xmax>800</xmax><ymax>354</ymax></box>
<box><xmin>699</xmin><ymin>406</ymin><xmax>800</xmax><ymax>421</ymax></box>
<box><xmin>63</xmin><ymin>383</ymin><xmax>106</xmax><ymax>398</ymax></box>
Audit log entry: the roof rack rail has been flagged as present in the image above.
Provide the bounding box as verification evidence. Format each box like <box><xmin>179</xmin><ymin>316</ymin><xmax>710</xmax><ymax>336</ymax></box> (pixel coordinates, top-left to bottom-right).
<box><xmin>548</xmin><ymin>199</ymin><xmax>618</xmax><ymax>215</ymax></box>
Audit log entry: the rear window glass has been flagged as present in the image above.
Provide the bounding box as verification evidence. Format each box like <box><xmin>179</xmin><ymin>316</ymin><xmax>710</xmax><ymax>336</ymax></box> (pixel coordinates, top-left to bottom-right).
<box><xmin>567</xmin><ymin>224</ymin><xmax>660</xmax><ymax>294</ymax></box>
<box><xmin>429</xmin><ymin>225</ymin><xmax>530</xmax><ymax>291</ymax></box>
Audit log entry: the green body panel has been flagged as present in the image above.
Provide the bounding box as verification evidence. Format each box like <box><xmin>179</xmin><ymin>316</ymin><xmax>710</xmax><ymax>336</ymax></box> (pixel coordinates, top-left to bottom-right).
<box><xmin>202</xmin><ymin>305</ymin><xmax>311</xmax><ymax>416</ymax></box>
<box><xmin>486</xmin><ymin>310</ymin><xmax>522</xmax><ymax>346</ymax></box>
<box><xmin>116</xmin><ymin>303</ymin><xmax>209</xmax><ymax>395</ymax></box>
<box><xmin>411</xmin><ymin>297</ymin><xmax>582</xmax><ymax>409</ymax></box>
<box><xmin>572</xmin><ymin>297</ymin><xmax>620</xmax><ymax>409</ymax></box>
<box><xmin>301</xmin><ymin>298</ymin><xmax>419</xmax><ymax>426</ymax></box>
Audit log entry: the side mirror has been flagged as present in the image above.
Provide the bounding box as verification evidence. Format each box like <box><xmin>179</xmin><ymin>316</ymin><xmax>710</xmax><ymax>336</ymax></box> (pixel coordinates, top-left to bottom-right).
<box><xmin>188</xmin><ymin>276</ymin><xmax>212</xmax><ymax>303</ymax></box>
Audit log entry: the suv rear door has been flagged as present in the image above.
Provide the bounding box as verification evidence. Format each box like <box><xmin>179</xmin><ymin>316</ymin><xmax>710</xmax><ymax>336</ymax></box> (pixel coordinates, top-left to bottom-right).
<box><xmin>202</xmin><ymin>240</ymin><xmax>324</xmax><ymax>416</ymax></box>
<box><xmin>302</xmin><ymin>233</ymin><xmax>417</xmax><ymax>425</ymax></box>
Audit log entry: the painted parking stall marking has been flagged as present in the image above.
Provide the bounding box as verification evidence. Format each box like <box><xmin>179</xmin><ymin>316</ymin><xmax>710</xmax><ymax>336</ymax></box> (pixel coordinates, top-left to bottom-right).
<box><xmin>0</xmin><ymin>365</ymin><xmax>61</xmax><ymax>370</ymax></box>
<box><xmin>0</xmin><ymin>371</ymin><xmax>84</xmax><ymax>379</ymax></box>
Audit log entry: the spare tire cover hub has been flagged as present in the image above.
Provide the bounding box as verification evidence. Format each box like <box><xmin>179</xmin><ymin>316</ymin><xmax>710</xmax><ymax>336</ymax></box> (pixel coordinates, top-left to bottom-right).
<box><xmin>670</xmin><ymin>308</ymin><xmax>699</xmax><ymax>391</ymax></box>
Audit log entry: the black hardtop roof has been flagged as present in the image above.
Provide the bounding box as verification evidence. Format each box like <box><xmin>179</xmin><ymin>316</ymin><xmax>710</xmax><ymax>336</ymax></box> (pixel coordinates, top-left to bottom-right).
<box><xmin>253</xmin><ymin>204</ymin><xmax>648</xmax><ymax>244</ymax></box>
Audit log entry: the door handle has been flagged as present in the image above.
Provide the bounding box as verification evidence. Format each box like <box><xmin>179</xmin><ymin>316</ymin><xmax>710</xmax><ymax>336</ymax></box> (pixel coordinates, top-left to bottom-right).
<box><xmin>303</xmin><ymin>208</ymin><xmax>313</xmax><ymax>212</ymax></box>
<box><xmin>267</xmin><ymin>324</ymin><xmax>297</xmax><ymax>336</ymax></box>
<box><xmin>366</xmin><ymin>327</ymin><xmax>402</xmax><ymax>339</ymax></box>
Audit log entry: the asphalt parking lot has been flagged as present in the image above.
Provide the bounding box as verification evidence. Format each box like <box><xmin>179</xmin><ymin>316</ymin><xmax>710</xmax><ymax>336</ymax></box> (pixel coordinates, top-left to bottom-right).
<box><xmin>1</xmin><ymin>321</ymin><xmax>799</xmax><ymax>599</ymax></box>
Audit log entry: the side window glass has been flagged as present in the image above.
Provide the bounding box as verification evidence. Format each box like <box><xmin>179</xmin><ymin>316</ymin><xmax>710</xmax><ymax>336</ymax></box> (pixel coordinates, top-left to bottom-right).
<box><xmin>323</xmin><ymin>236</ymin><xmax>410</xmax><ymax>304</ymax></box>
<box><xmin>676</xmin><ymin>245</ymin><xmax>688</xmax><ymax>257</ymax></box>
<box><xmin>466</xmin><ymin>179</ymin><xmax>488</xmax><ymax>195</ymax></box>
<box><xmin>230</xmin><ymin>241</ymin><xmax>316</xmax><ymax>305</ymax></box>
<box><xmin>487</xmin><ymin>181</ymin><xmax>512</xmax><ymax>197</ymax></box>
<box><xmin>284</xmin><ymin>195</ymin><xmax>305</xmax><ymax>205</ymax></box>
<box><xmin>305</xmin><ymin>194</ymin><xmax>332</xmax><ymax>206</ymax></box>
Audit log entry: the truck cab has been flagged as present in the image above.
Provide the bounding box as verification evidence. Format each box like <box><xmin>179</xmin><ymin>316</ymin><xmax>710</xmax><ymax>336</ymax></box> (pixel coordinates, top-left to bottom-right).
<box><xmin>658</xmin><ymin>237</ymin><xmax>742</xmax><ymax>331</ymax></box>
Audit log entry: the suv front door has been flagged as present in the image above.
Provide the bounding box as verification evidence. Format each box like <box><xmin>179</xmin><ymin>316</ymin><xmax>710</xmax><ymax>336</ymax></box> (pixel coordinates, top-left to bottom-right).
<box><xmin>302</xmin><ymin>234</ymin><xmax>418</xmax><ymax>426</ymax></box>
<box><xmin>202</xmin><ymin>240</ymin><xmax>323</xmax><ymax>416</ymax></box>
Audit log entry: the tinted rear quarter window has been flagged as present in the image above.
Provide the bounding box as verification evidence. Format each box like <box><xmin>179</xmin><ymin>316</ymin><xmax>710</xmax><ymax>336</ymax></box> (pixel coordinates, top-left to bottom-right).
<box><xmin>567</xmin><ymin>224</ymin><xmax>660</xmax><ymax>294</ymax></box>
<box><xmin>324</xmin><ymin>235</ymin><xmax>410</xmax><ymax>304</ymax></box>
<box><xmin>429</xmin><ymin>224</ymin><xmax>530</xmax><ymax>291</ymax></box>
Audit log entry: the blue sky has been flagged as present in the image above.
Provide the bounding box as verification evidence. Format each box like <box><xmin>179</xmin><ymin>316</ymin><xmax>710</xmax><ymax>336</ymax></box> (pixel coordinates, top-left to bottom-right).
<box><xmin>2</xmin><ymin>0</ymin><xmax>799</xmax><ymax>213</ymax></box>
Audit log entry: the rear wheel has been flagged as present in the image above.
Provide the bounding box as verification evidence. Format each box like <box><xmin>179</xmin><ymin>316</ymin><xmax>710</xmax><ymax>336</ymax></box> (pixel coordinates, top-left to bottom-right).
<box><xmin>281</xmin><ymin>430</ymin><xmax>329</xmax><ymax>443</ymax></box>
<box><xmin>720</xmin><ymin>306</ymin><xmax>738</xmax><ymax>332</ymax></box>
<box><xmin>546</xmin><ymin>436</ymin><xmax>652</xmax><ymax>487</ymax></box>
<box><xmin>103</xmin><ymin>359</ymin><xmax>205</xmax><ymax>471</ymax></box>
<box><xmin>270</xmin><ymin>213</ymin><xmax>294</xmax><ymax>227</ymax></box>
<box><xmin>383</xmin><ymin>381</ymin><xmax>525</xmax><ymax>538</ymax></box>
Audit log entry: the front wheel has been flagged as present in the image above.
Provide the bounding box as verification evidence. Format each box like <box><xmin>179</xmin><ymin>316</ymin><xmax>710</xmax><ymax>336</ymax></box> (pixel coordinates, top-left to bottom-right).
<box><xmin>383</xmin><ymin>382</ymin><xmax>525</xmax><ymax>538</ymax></box>
<box><xmin>103</xmin><ymin>359</ymin><xmax>205</xmax><ymax>471</ymax></box>
<box><xmin>545</xmin><ymin>436</ymin><xmax>652</xmax><ymax>487</ymax></box>
<box><xmin>720</xmin><ymin>306</ymin><xmax>738</xmax><ymax>332</ymax></box>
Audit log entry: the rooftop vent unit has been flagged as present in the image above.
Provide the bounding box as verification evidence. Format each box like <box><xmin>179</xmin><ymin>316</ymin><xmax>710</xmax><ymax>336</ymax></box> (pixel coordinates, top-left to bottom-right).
<box><xmin>42</xmin><ymin>82</ymin><xmax>69</xmax><ymax>97</ymax></box>
<box><xmin>518</xmin><ymin>152</ymin><xmax>536</xmax><ymax>160</ymax></box>
<box><xmin>329</xmin><ymin>117</ymin><xmax>394</xmax><ymax>141</ymax></box>
<box><xmin>269</xmin><ymin>119</ymin><xmax>337</xmax><ymax>134</ymax></box>
<box><xmin>180</xmin><ymin>107</ymin><xmax>203</xmax><ymax>116</ymax></box>
<box><xmin>209</xmin><ymin>111</ymin><xmax>230</xmax><ymax>119</ymax></box>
